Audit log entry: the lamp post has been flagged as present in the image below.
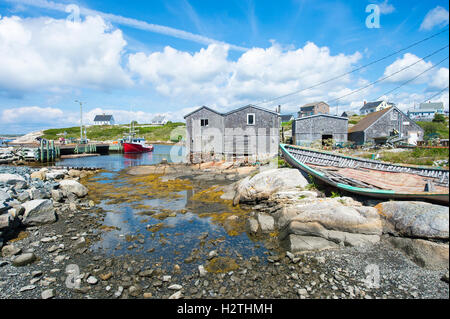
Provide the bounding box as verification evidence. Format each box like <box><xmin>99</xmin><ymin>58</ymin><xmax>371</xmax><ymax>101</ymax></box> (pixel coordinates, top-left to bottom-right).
<box><xmin>75</xmin><ymin>100</ymin><xmax>85</xmax><ymax>142</ymax></box>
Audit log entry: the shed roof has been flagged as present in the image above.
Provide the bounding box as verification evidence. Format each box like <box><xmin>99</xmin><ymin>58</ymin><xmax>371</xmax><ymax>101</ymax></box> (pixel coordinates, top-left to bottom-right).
<box><xmin>300</xmin><ymin>101</ymin><xmax>328</xmax><ymax>111</ymax></box>
<box><xmin>348</xmin><ymin>107</ymin><xmax>392</xmax><ymax>133</ymax></box>
<box><xmin>184</xmin><ymin>104</ymin><xmax>279</xmax><ymax>119</ymax></box>
<box><xmin>295</xmin><ymin>114</ymin><xmax>348</xmax><ymax>121</ymax></box>
<box><xmin>94</xmin><ymin>114</ymin><xmax>113</xmax><ymax>122</ymax></box>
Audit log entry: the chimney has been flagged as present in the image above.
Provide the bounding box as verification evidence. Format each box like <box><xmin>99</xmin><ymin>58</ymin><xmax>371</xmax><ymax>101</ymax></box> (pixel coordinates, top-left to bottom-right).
<box><xmin>277</xmin><ymin>105</ymin><xmax>281</xmax><ymax>113</ymax></box>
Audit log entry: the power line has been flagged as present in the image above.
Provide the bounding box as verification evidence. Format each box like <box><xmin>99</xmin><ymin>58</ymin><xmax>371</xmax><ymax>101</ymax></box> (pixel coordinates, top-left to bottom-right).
<box><xmin>254</xmin><ymin>27</ymin><xmax>449</xmax><ymax>107</ymax></box>
<box><xmin>420</xmin><ymin>86</ymin><xmax>449</xmax><ymax>104</ymax></box>
<box><xmin>325</xmin><ymin>45</ymin><xmax>448</xmax><ymax>105</ymax></box>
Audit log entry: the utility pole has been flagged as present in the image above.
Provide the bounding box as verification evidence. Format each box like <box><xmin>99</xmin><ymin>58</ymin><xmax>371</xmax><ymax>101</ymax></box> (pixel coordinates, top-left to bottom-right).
<box><xmin>75</xmin><ymin>100</ymin><xmax>85</xmax><ymax>142</ymax></box>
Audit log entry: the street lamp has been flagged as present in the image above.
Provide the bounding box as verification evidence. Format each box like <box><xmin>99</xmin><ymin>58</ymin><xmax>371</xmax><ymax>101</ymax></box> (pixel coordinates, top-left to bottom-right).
<box><xmin>75</xmin><ymin>100</ymin><xmax>85</xmax><ymax>142</ymax></box>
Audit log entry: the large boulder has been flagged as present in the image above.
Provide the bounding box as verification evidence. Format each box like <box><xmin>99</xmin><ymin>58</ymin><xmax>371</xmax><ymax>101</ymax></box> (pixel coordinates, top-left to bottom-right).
<box><xmin>389</xmin><ymin>237</ymin><xmax>449</xmax><ymax>270</ymax></box>
<box><xmin>376</xmin><ymin>201</ymin><xmax>449</xmax><ymax>240</ymax></box>
<box><xmin>21</xmin><ymin>199</ymin><xmax>56</xmax><ymax>226</ymax></box>
<box><xmin>233</xmin><ymin>168</ymin><xmax>309</xmax><ymax>204</ymax></box>
<box><xmin>0</xmin><ymin>174</ymin><xmax>27</xmax><ymax>189</ymax></box>
<box><xmin>58</xmin><ymin>180</ymin><xmax>88</xmax><ymax>198</ymax></box>
<box><xmin>277</xmin><ymin>198</ymin><xmax>382</xmax><ymax>252</ymax></box>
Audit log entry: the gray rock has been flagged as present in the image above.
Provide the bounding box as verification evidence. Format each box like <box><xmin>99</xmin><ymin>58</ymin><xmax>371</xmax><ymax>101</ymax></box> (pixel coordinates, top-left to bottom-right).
<box><xmin>246</xmin><ymin>217</ymin><xmax>259</xmax><ymax>234</ymax></box>
<box><xmin>168</xmin><ymin>284</ymin><xmax>182</xmax><ymax>290</ymax></box>
<box><xmin>58</xmin><ymin>180</ymin><xmax>88</xmax><ymax>198</ymax></box>
<box><xmin>12</xmin><ymin>253</ymin><xmax>36</xmax><ymax>266</ymax></box>
<box><xmin>257</xmin><ymin>213</ymin><xmax>275</xmax><ymax>233</ymax></box>
<box><xmin>51</xmin><ymin>189</ymin><xmax>64</xmax><ymax>202</ymax></box>
<box><xmin>0</xmin><ymin>174</ymin><xmax>27</xmax><ymax>189</ymax></box>
<box><xmin>45</xmin><ymin>170</ymin><xmax>66</xmax><ymax>180</ymax></box>
<box><xmin>22</xmin><ymin>199</ymin><xmax>56</xmax><ymax>226</ymax></box>
<box><xmin>1</xmin><ymin>244</ymin><xmax>22</xmax><ymax>257</ymax></box>
<box><xmin>234</xmin><ymin>168</ymin><xmax>309</xmax><ymax>204</ymax></box>
<box><xmin>282</xmin><ymin>234</ymin><xmax>338</xmax><ymax>252</ymax></box>
<box><xmin>377</xmin><ymin>201</ymin><xmax>449</xmax><ymax>240</ymax></box>
<box><xmin>389</xmin><ymin>237</ymin><xmax>449</xmax><ymax>270</ymax></box>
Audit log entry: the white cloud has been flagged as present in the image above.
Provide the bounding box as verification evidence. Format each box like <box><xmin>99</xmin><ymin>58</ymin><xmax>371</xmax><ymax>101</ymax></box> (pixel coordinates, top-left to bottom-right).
<box><xmin>128</xmin><ymin>42</ymin><xmax>363</xmax><ymax>113</ymax></box>
<box><xmin>0</xmin><ymin>15</ymin><xmax>131</xmax><ymax>96</ymax></box>
<box><xmin>430</xmin><ymin>67</ymin><xmax>450</xmax><ymax>90</ymax></box>
<box><xmin>420</xmin><ymin>6</ymin><xmax>449</xmax><ymax>31</ymax></box>
<box><xmin>382</xmin><ymin>53</ymin><xmax>434</xmax><ymax>84</ymax></box>
<box><xmin>6</xmin><ymin>0</ymin><xmax>247</xmax><ymax>51</ymax></box>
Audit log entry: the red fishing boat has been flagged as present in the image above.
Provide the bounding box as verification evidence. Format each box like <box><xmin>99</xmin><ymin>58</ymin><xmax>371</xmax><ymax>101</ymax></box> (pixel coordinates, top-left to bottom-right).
<box><xmin>122</xmin><ymin>121</ymin><xmax>154</xmax><ymax>153</ymax></box>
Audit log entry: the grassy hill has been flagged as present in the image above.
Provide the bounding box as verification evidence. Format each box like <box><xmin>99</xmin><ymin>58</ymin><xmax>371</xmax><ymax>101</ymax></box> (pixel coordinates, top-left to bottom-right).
<box><xmin>42</xmin><ymin>122</ymin><xmax>186</xmax><ymax>142</ymax></box>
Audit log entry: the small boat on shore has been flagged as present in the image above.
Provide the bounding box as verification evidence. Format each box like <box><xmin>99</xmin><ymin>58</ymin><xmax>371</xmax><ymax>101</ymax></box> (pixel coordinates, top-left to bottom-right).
<box><xmin>280</xmin><ymin>144</ymin><xmax>449</xmax><ymax>204</ymax></box>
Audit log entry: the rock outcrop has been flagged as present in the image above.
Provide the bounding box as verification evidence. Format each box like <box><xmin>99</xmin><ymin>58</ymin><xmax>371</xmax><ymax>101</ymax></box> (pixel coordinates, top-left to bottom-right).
<box><xmin>233</xmin><ymin>168</ymin><xmax>309</xmax><ymax>204</ymax></box>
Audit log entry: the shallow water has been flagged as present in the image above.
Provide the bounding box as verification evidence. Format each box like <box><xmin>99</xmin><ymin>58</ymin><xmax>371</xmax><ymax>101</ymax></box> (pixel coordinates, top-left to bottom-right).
<box><xmin>56</xmin><ymin>145</ymin><xmax>269</xmax><ymax>271</ymax></box>
<box><xmin>55</xmin><ymin>144</ymin><xmax>183</xmax><ymax>170</ymax></box>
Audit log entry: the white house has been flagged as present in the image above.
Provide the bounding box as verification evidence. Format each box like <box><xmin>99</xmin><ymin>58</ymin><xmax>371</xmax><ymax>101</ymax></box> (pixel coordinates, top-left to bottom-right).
<box><xmin>151</xmin><ymin>115</ymin><xmax>168</xmax><ymax>125</ymax></box>
<box><xmin>407</xmin><ymin>102</ymin><xmax>445</xmax><ymax>121</ymax></box>
<box><xmin>93</xmin><ymin>114</ymin><xmax>115</xmax><ymax>125</ymax></box>
<box><xmin>359</xmin><ymin>101</ymin><xmax>395</xmax><ymax>115</ymax></box>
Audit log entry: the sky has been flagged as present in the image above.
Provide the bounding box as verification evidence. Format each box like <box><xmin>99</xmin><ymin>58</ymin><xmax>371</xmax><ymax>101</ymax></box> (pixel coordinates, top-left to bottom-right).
<box><xmin>0</xmin><ymin>0</ymin><xmax>448</xmax><ymax>134</ymax></box>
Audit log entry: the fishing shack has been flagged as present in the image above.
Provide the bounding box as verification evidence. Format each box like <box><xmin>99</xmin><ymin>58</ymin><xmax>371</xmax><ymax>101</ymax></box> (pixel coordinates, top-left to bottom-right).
<box><xmin>348</xmin><ymin>106</ymin><xmax>424</xmax><ymax>146</ymax></box>
<box><xmin>292</xmin><ymin>114</ymin><xmax>348</xmax><ymax>146</ymax></box>
<box><xmin>184</xmin><ymin>105</ymin><xmax>280</xmax><ymax>163</ymax></box>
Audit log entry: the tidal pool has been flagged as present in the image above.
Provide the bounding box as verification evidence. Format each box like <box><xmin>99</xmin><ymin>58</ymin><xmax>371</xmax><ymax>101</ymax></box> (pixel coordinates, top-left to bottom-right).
<box><xmin>57</xmin><ymin>145</ymin><xmax>271</xmax><ymax>272</ymax></box>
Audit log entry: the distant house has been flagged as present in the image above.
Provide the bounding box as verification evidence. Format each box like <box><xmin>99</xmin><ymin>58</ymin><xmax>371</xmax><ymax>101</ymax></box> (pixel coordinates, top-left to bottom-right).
<box><xmin>407</xmin><ymin>102</ymin><xmax>444</xmax><ymax>121</ymax></box>
<box><xmin>341</xmin><ymin>111</ymin><xmax>357</xmax><ymax>118</ymax></box>
<box><xmin>292</xmin><ymin>114</ymin><xmax>348</xmax><ymax>146</ymax></box>
<box><xmin>151</xmin><ymin>115</ymin><xmax>168</xmax><ymax>125</ymax></box>
<box><xmin>349</xmin><ymin>106</ymin><xmax>423</xmax><ymax>145</ymax></box>
<box><xmin>184</xmin><ymin>105</ymin><xmax>280</xmax><ymax>163</ymax></box>
<box><xmin>93</xmin><ymin>114</ymin><xmax>115</xmax><ymax>125</ymax></box>
<box><xmin>297</xmin><ymin>101</ymin><xmax>329</xmax><ymax>118</ymax></box>
<box><xmin>359</xmin><ymin>101</ymin><xmax>394</xmax><ymax>115</ymax></box>
<box><xmin>281</xmin><ymin>114</ymin><xmax>294</xmax><ymax>122</ymax></box>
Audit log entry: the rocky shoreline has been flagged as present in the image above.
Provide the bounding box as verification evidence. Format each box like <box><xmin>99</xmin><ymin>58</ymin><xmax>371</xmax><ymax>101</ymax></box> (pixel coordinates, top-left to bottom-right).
<box><xmin>0</xmin><ymin>162</ymin><xmax>448</xmax><ymax>299</ymax></box>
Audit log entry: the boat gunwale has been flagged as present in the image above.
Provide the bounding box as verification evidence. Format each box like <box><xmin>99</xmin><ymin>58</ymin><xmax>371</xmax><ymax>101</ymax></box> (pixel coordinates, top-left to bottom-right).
<box><xmin>281</xmin><ymin>143</ymin><xmax>449</xmax><ymax>172</ymax></box>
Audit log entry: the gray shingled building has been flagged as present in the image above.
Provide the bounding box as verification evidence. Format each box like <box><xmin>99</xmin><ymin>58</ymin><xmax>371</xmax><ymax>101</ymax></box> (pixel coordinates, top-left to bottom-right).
<box><xmin>349</xmin><ymin>106</ymin><xmax>423</xmax><ymax>145</ymax></box>
<box><xmin>184</xmin><ymin>105</ymin><xmax>280</xmax><ymax>163</ymax></box>
<box><xmin>292</xmin><ymin>114</ymin><xmax>348</xmax><ymax>146</ymax></box>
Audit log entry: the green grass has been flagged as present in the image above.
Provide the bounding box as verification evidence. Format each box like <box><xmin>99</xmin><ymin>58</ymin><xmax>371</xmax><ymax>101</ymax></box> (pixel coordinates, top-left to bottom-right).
<box><xmin>42</xmin><ymin>122</ymin><xmax>186</xmax><ymax>142</ymax></box>
<box><xmin>281</xmin><ymin>120</ymin><xmax>292</xmax><ymax>129</ymax></box>
<box><xmin>363</xmin><ymin>148</ymin><xmax>449</xmax><ymax>167</ymax></box>
<box><xmin>416</xmin><ymin>121</ymin><xmax>449</xmax><ymax>139</ymax></box>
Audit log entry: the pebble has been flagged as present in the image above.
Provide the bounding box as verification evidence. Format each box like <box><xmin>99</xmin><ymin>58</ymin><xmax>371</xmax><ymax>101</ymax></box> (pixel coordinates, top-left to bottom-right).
<box><xmin>87</xmin><ymin>276</ymin><xmax>98</xmax><ymax>285</ymax></box>
<box><xmin>169</xmin><ymin>290</ymin><xmax>182</xmax><ymax>299</ymax></box>
<box><xmin>12</xmin><ymin>253</ymin><xmax>36</xmax><ymax>267</ymax></box>
<box><xmin>168</xmin><ymin>284</ymin><xmax>182</xmax><ymax>290</ymax></box>
<box><xmin>198</xmin><ymin>265</ymin><xmax>207</xmax><ymax>277</ymax></box>
<box><xmin>41</xmin><ymin>289</ymin><xmax>55</xmax><ymax>299</ymax></box>
<box><xmin>20</xmin><ymin>285</ymin><xmax>36</xmax><ymax>292</ymax></box>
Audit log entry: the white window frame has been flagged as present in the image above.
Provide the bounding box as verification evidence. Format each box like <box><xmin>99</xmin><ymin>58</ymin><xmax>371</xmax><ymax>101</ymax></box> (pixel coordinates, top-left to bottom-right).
<box><xmin>247</xmin><ymin>113</ymin><xmax>255</xmax><ymax>125</ymax></box>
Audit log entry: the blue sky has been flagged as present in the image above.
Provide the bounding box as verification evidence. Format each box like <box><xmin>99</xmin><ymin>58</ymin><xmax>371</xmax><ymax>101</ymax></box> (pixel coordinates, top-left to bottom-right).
<box><xmin>0</xmin><ymin>0</ymin><xmax>448</xmax><ymax>133</ymax></box>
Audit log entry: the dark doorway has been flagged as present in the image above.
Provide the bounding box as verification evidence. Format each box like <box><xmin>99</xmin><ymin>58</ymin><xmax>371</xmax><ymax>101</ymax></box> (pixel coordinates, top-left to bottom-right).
<box><xmin>322</xmin><ymin>134</ymin><xmax>333</xmax><ymax>146</ymax></box>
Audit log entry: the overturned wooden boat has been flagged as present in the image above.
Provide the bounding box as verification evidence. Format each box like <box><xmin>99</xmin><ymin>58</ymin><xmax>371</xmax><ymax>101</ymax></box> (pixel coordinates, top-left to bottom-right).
<box><xmin>280</xmin><ymin>144</ymin><xmax>449</xmax><ymax>204</ymax></box>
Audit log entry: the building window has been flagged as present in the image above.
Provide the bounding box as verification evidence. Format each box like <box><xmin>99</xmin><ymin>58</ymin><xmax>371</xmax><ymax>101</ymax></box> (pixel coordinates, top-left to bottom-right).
<box><xmin>200</xmin><ymin>119</ymin><xmax>209</xmax><ymax>127</ymax></box>
<box><xmin>247</xmin><ymin>113</ymin><xmax>255</xmax><ymax>125</ymax></box>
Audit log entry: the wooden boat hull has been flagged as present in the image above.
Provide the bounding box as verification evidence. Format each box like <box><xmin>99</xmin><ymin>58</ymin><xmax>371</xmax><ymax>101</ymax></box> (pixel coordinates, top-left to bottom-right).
<box><xmin>280</xmin><ymin>144</ymin><xmax>449</xmax><ymax>204</ymax></box>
